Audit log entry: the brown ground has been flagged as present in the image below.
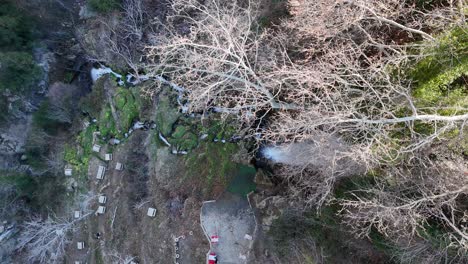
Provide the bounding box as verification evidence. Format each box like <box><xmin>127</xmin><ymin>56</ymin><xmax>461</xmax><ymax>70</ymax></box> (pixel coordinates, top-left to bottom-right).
<box><xmin>65</xmin><ymin>129</ymin><xmax>210</xmax><ymax>263</ymax></box>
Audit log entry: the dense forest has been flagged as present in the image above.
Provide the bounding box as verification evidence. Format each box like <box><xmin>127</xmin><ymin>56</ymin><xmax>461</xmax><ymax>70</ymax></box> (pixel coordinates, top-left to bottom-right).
<box><xmin>0</xmin><ymin>0</ymin><xmax>467</xmax><ymax>263</ymax></box>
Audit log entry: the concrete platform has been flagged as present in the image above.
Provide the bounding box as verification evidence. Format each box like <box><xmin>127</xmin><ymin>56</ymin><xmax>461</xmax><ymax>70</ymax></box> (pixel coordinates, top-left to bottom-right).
<box><xmin>200</xmin><ymin>193</ymin><xmax>256</xmax><ymax>264</ymax></box>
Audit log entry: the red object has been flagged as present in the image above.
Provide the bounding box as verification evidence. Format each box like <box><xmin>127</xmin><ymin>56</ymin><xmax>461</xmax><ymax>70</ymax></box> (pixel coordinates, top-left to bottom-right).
<box><xmin>210</xmin><ymin>235</ymin><xmax>219</xmax><ymax>243</ymax></box>
<box><xmin>208</xmin><ymin>252</ymin><xmax>217</xmax><ymax>264</ymax></box>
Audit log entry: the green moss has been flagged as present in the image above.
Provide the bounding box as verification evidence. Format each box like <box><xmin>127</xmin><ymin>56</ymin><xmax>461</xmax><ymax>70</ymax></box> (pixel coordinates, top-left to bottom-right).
<box><xmin>98</xmin><ymin>104</ymin><xmax>117</xmax><ymax>137</ymax></box>
<box><xmin>169</xmin><ymin>125</ymin><xmax>199</xmax><ymax>151</ymax></box>
<box><xmin>413</xmin><ymin>63</ymin><xmax>468</xmax><ymax>106</ymax></box>
<box><xmin>185</xmin><ymin>141</ymin><xmax>239</xmax><ymax>193</ymax></box>
<box><xmin>64</xmin><ymin>145</ymin><xmax>79</xmax><ymax>166</ymax></box>
<box><xmin>200</xmin><ymin>117</ymin><xmax>237</xmax><ymax>141</ymax></box>
<box><xmin>410</xmin><ymin>27</ymin><xmax>468</xmax><ymax>111</ymax></box>
<box><xmin>78</xmin><ymin>124</ymin><xmax>97</xmax><ymax>153</ymax></box>
<box><xmin>133</xmin><ymin>87</ymin><xmax>153</xmax><ymax>120</ymax></box>
<box><xmin>446</xmin><ymin>127</ymin><xmax>468</xmax><ymax>155</ymax></box>
<box><xmin>172</xmin><ymin>125</ymin><xmax>189</xmax><ymax>138</ymax></box>
<box><xmin>387</xmin><ymin>26</ymin><xmax>468</xmax><ymax>154</ymax></box>
<box><xmin>411</xmin><ymin>27</ymin><xmax>468</xmax><ymax>84</ymax></box>
<box><xmin>115</xmin><ymin>92</ymin><xmax>127</xmax><ymax>109</ymax></box>
<box><xmin>114</xmin><ymin>87</ymin><xmax>140</xmax><ymax>132</ymax></box>
<box><xmin>64</xmin><ymin>124</ymin><xmax>98</xmax><ymax>185</ymax></box>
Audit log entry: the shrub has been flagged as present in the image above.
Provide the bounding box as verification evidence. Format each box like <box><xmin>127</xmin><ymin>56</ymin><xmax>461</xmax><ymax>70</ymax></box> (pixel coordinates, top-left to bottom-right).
<box><xmin>0</xmin><ymin>170</ymin><xmax>65</xmax><ymax>211</ymax></box>
<box><xmin>33</xmin><ymin>100</ymin><xmax>71</xmax><ymax>135</ymax></box>
<box><xmin>0</xmin><ymin>51</ymin><xmax>41</xmax><ymax>93</ymax></box>
<box><xmin>24</xmin><ymin>128</ymin><xmax>51</xmax><ymax>170</ymax></box>
<box><xmin>80</xmin><ymin>78</ymin><xmax>106</xmax><ymax>117</ymax></box>
<box><xmin>0</xmin><ymin>2</ymin><xmax>33</xmax><ymax>50</ymax></box>
<box><xmin>0</xmin><ymin>172</ymin><xmax>36</xmax><ymax>199</ymax></box>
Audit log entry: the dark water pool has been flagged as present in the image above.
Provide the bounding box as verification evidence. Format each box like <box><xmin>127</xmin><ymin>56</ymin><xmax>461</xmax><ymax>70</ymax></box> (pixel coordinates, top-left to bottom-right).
<box><xmin>227</xmin><ymin>164</ymin><xmax>256</xmax><ymax>196</ymax></box>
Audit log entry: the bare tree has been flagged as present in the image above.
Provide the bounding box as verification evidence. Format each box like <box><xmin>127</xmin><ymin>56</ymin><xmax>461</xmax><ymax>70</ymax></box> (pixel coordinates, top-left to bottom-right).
<box><xmin>252</xmin><ymin>0</ymin><xmax>467</xmax><ymax>211</ymax></box>
<box><xmin>263</xmin><ymin>132</ymin><xmax>365</xmax><ymax>206</ymax></box>
<box><xmin>16</xmin><ymin>192</ymin><xmax>96</xmax><ymax>263</ymax></box>
<box><xmin>16</xmin><ymin>214</ymin><xmax>87</xmax><ymax>263</ymax></box>
<box><xmin>146</xmin><ymin>0</ymin><xmax>297</xmax><ymax>118</ymax></box>
<box><xmin>121</xmin><ymin>0</ymin><xmax>144</xmax><ymax>41</ymax></box>
<box><xmin>146</xmin><ymin>0</ymin><xmax>467</xmax><ymax>154</ymax></box>
<box><xmin>95</xmin><ymin>0</ymin><xmax>146</xmax><ymax>75</ymax></box>
<box><xmin>339</xmin><ymin>158</ymin><xmax>468</xmax><ymax>261</ymax></box>
<box><xmin>0</xmin><ymin>183</ymin><xmax>26</xmax><ymax>219</ymax></box>
<box><xmin>44</xmin><ymin>145</ymin><xmax>65</xmax><ymax>175</ymax></box>
<box><xmin>144</xmin><ymin>0</ymin><xmax>467</xmax><ymax>260</ymax></box>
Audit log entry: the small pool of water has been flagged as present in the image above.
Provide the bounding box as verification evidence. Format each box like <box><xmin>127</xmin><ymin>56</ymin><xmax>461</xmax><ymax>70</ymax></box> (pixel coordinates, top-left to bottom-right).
<box><xmin>227</xmin><ymin>164</ymin><xmax>256</xmax><ymax>196</ymax></box>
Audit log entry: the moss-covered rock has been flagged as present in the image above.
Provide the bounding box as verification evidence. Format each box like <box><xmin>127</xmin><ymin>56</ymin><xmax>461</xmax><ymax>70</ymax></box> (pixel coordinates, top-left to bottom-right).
<box><xmin>169</xmin><ymin>125</ymin><xmax>199</xmax><ymax>151</ymax></box>
<box><xmin>63</xmin><ymin>124</ymin><xmax>98</xmax><ymax>185</ymax></box>
<box><xmin>98</xmin><ymin>104</ymin><xmax>117</xmax><ymax>137</ymax></box>
<box><xmin>114</xmin><ymin>87</ymin><xmax>139</xmax><ymax>132</ymax></box>
<box><xmin>155</xmin><ymin>93</ymin><xmax>180</xmax><ymax>136</ymax></box>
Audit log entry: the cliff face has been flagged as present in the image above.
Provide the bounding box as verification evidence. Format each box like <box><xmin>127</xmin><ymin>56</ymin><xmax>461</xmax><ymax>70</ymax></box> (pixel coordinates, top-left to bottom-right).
<box><xmin>0</xmin><ymin>0</ymin><xmax>84</xmax><ymax>171</ymax></box>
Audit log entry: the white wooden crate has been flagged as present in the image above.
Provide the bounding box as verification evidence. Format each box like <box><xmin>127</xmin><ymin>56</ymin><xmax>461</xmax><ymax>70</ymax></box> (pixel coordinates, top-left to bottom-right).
<box><xmin>96</xmin><ymin>165</ymin><xmax>106</xmax><ymax>180</ymax></box>
<box><xmin>147</xmin><ymin>207</ymin><xmax>157</xmax><ymax>217</ymax></box>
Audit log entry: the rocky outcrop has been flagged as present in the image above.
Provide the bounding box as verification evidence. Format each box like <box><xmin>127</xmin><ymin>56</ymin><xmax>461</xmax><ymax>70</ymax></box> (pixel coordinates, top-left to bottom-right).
<box><xmin>0</xmin><ymin>124</ymin><xmax>28</xmax><ymax>170</ymax></box>
<box><xmin>0</xmin><ymin>46</ymin><xmax>54</xmax><ymax>171</ymax></box>
<box><xmin>251</xmin><ymin>194</ymin><xmax>287</xmax><ymax>232</ymax></box>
